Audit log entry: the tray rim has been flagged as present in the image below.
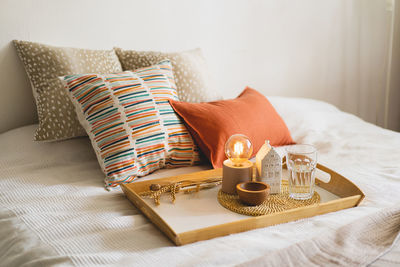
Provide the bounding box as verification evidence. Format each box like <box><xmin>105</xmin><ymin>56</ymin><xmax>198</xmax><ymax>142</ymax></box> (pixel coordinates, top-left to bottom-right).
<box><xmin>121</xmin><ymin>163</ymin><xmax>365</xmax><ymax>246</ymax></box>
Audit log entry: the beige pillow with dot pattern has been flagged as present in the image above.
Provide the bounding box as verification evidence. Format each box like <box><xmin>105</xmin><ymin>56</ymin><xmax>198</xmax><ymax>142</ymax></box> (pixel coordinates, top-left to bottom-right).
<box><xmin>14</xmin><ymin>40</ymin><xmax>122</xmax><ymax>141</ymax></box>
<box><xmin>114</xmin><ymin>47</ymin><xmax>222</xmax><ymax>103</ymax></box>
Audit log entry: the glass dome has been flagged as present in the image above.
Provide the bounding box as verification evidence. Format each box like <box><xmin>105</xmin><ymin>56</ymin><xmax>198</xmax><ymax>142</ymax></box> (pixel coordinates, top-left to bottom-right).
<box><xmin>225</xmin><ymin>134</ymin><xmax>253</xmax><ymax>166</ymax></box>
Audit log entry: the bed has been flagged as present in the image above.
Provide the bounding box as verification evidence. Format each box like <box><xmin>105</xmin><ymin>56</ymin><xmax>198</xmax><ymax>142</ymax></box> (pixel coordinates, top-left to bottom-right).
<box><xmin>1</xmin><ymin>96</ymin><xmax>399</xmax><ymax>266</ymax></box>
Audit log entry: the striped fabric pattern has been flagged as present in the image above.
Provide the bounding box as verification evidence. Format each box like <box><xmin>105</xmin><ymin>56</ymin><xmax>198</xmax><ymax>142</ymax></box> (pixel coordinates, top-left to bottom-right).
<box><xmin>61</xmin><ymin>60</ymin><xmax>201</xmax><ymax>188</ymax></box>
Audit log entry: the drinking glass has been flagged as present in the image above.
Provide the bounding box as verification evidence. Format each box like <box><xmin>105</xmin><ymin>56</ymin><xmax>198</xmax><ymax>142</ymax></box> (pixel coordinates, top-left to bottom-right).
<box><xmin>286</xmin><ymin>144</ymin><xmax>317</xmax><ymax>200</ymax></box>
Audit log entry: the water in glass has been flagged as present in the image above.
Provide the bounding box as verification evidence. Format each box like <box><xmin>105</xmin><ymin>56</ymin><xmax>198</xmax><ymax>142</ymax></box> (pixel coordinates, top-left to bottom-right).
<box><xmin>286</xmin><ymin>145</ymin><xmax>317</xmax><ymax>200</ymax></box>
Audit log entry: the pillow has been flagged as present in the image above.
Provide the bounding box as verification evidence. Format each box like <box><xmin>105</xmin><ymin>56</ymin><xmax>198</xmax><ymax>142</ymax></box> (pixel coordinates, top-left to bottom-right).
<box><xmin>60</xmin><ymin>60</ymin><xmax>201</xmax><ymax>188</ymax></box>
<box><xmin>13</xmin><ymin>40</ymin><xmax>123</xmax><ymax>141</ymax></box>
<box><xmin>114</xmin><ymin>47</ymin><xmax>222</xmax><ymax>102</ymax></box>
<box><xmin>169</xmin><ymin>87</ymin><xmax>295</xmax><ymax>168</ymax></box>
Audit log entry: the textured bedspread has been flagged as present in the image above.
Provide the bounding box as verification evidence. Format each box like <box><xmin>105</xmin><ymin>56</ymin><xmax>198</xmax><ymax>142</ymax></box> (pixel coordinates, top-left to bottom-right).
<box><xmin>1</xmin><ymin>97</ymin><xmax>400</xmax><ymax>266</ymax></box>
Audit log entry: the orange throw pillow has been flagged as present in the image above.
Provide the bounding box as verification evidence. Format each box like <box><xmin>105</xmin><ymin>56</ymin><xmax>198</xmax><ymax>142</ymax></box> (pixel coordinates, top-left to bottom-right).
<box><xmin>169</xmin><ymin>87</ymin><xmax>295</xmax><ymax>168</ymax></box>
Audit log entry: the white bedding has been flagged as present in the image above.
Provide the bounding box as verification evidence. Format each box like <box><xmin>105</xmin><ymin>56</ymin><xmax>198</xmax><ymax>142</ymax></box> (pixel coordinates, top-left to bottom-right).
<box><xmin>1</xmin><ymin>97</ymin><xmax>400</xmax><ymax>266</ymax></box>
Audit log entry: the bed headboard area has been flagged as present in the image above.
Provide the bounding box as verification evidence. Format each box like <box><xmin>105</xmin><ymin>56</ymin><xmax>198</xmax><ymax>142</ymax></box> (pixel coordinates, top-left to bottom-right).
<box><xmin>0</xmin><ymin>0</ymin><xmax>398</xmax><ymax>133</ymax></box>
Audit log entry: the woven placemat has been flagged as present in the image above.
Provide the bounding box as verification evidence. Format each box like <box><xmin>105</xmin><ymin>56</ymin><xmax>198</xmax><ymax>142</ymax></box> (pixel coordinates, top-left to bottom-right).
<box><xmin>217</xmin><ymin>181</ymin><xmax>320</xmax><ymax>216</ymax></box>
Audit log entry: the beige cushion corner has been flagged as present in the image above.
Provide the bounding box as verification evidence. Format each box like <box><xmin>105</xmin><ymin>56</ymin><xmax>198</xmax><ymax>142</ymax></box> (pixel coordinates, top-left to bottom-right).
<box><xmin>114</xmin><ymin>47</ymin><xmax>222</xmax><ymax>103</ymax></box>
<box><xmin>13</xmin><ymin>40</ymin><xmax>122</xmax><ymax>141</ymax></box>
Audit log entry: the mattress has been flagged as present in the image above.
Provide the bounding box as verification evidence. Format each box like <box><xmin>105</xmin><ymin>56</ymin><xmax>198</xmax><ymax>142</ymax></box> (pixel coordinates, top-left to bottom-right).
<box><xmin>1</xmin><ymin>96</ymin><xmax>400</xmax><ymax>266</ymax></box>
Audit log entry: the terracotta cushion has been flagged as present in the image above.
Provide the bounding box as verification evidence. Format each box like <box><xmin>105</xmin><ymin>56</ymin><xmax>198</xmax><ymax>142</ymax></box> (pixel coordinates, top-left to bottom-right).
<box><xmin>169</xmin><ymin>87</ymin><xmax>295</xmax><ymax>168</ymax></box>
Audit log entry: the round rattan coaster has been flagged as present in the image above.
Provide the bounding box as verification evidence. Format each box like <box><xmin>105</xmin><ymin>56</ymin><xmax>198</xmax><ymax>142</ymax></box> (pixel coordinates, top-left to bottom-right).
<box><xmin>217</xmin><ymin>181</ymin><xmax>320</xmax><ymax>216</ymax></box>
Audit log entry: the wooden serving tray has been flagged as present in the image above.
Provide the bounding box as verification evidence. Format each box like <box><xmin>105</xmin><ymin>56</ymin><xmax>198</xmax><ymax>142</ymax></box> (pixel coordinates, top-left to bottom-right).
<box><xmin>121</xmin><ymin>163</ymin><xmax>364</xmax><ymax>246</ymax></box>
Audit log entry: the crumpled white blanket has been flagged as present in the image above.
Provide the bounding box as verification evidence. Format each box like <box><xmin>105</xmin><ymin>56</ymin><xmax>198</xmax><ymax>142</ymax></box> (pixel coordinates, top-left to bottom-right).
<box><xmin>1</xmin><ymin>96</ymin><xmax>400</xmax><ymax>266</ymax></box>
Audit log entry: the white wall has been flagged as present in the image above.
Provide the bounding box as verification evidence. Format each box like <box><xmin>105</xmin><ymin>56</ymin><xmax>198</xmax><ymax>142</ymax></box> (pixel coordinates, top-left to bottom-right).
<box><xmin>388</xmin><ymin>1</ymin><xmax>400</xmax><ymax>131</ymax></box>
<box><xmin>0</xmin><ymin>0</ymin><xmax>398</xmax><ymax>133</ymax></box>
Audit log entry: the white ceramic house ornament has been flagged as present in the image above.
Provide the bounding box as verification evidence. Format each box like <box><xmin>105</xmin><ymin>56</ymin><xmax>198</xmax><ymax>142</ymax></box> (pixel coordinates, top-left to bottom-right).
<box><xmin>255</xmin><ymin>140</ymin><xmax>282</xmax><ymax>194</ymax></box>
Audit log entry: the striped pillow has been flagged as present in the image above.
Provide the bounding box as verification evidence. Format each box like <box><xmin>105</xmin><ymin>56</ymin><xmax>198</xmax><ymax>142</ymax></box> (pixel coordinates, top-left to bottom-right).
<box><xmin>61</xmin><ymin>60</ymin><xmax>201</xmax><ymax>188</ymax></box>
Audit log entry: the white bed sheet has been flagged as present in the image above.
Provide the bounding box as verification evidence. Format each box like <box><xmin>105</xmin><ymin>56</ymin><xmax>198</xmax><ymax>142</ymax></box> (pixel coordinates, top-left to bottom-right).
<box><xmin>1</xmin><ymin>96</ymin><xmax>400</xmax><ymax>266</ymax></box>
